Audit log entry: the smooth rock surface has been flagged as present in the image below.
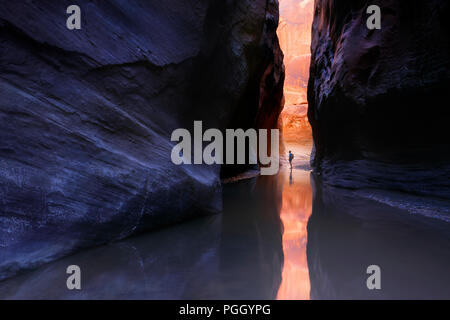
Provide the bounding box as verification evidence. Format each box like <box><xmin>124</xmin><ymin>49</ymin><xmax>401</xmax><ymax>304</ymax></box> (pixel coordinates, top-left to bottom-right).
<box><xmin>308</xmin><ymin>0</ymin><xmax>450</xmax><ymax>200</ymax></box>
<box><xmin>0</xmin><ymin>0</ymin><xmax>284</xmax><ymax>280</ymax></box>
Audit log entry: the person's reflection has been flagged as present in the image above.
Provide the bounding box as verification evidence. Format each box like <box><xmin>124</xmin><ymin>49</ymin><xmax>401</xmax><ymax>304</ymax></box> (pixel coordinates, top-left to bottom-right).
<box><xmin>289</xmin><ymin>168</ymin><xmax>293</xmax><ymax>185</ymax></box>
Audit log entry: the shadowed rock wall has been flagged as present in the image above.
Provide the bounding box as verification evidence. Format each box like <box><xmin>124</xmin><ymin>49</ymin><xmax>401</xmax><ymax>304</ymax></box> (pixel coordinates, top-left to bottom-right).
<box><xmin>308</xmin><ymin>0</ymin><xmax>450</xmax><ymax>199</ymax></box>
<box><xmin>0</xmin><ymin>0</ymin><xmax>284</xmax><ymax>280</ymax></box>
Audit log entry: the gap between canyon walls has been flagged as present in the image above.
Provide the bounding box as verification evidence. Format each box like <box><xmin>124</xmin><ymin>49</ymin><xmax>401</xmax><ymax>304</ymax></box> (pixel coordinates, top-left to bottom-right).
<box><xmin>277</xmin><ymin>0</ymin><xmax>314</xmax><ymax>147</ymax></box>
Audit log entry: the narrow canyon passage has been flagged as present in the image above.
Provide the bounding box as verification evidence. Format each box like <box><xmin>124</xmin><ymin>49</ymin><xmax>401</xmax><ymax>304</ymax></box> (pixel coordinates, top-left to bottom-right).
<box><xmin>0</xmin><ymin>0</ymin><xmax>319</xmax><ymax>298</ymax></box>
<box><xmin>2</xmin><ymin>140</ymin><xmax>449</xmax><ymax>299</ymax></box>
<box><xmin>1</xmin><ymin>0</ymin><xmax>449</xmax><ymax>301</ymax></box>
<box><xmin>276</xmin><ymin>0</ymin><xmax>315</xmax><ymax>300</ymax></box>
<box><xmin>0</xmin><ymin>147</ymin><xmax>316</xmax><ymax>300</ymax></box>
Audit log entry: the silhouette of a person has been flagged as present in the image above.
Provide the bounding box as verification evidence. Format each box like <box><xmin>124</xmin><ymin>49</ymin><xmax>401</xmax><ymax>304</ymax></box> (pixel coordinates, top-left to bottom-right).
<box><xmin>288</xmin><ymin>150</ymin><xmax>294</xmax><ymax>169</ymax></box>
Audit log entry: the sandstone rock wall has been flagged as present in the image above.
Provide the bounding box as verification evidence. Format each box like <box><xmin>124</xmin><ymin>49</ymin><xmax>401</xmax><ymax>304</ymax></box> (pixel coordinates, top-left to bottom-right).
<box><xmin>278</xmin><ymin>0</ymin><xmax>314</xmax><ymax>105</ymax></box>
<box><xmin>308</xmin><ymin>0</ymin><xmax>450</xmax><ymax>198</ymax></box>
<box><xmin>0</xmin><ymin>0</ymin><xmax>284</xmax><ymax>280</ymax></box>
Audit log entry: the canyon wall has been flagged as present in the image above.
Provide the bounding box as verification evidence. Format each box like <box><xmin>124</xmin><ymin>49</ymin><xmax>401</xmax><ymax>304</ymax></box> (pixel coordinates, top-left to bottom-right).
<box><xmin>277</xmin><ymin>0</ymin><xmax>313</xmax><ymax>146</ymax></box>
<box><xmin>278</xmin><ymin>0</ymin><xmax>314</xmax><ymax>105</ymax></box>
<box><xmin>308</xmin><ymin>0</ymin><xmax>450</xmax><ymax>199</ymax></box>
<box><xmin>0</xmin><ymin>0</ymin><xmax>284</xmax><ymax>280</ymax></box>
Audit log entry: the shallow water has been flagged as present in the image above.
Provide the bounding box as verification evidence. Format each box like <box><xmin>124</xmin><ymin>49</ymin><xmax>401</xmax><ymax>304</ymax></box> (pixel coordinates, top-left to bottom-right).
<box><xmin>1</xmin><ymin>143</ymin><xmax>449</xmax><ymax>299</ymax></box>
<box><xmin>0</xmin><ymin>171</ymin><xmax>286</xmax><ymax>299</ymax></box>
<box><xmin>276</xmin><ymin>168</ymin><xmax>312</xmax><ymax>300</ymax></box>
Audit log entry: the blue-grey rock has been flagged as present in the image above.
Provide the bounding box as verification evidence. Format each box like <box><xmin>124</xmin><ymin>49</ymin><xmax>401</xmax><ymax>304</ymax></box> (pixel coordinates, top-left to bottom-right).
<box><xmin>0</xmin><ymin>0</ymin><xmax>285</xmax><ymax>280</ymax></box>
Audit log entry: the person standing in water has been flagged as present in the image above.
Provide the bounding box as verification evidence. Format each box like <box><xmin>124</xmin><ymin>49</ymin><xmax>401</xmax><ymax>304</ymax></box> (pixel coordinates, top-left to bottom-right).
<box><xmin>288</xmin><ymin>150</ymin><xmax>294</xmax><ymax>169</ymax></box>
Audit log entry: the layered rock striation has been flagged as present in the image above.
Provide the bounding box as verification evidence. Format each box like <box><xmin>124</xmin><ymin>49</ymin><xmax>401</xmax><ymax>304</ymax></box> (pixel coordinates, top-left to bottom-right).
<box><xmin>0</xmin><ymin>0</ymin><xmax>284</xmax><ymax>280</ymax></box>
<box><xmin>308</xmin><ymin>0</ymin><xmax>450</xmax><ymax>199</ymax></box>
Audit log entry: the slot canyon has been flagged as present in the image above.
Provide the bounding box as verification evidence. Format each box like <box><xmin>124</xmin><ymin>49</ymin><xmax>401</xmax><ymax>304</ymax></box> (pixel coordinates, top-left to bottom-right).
<box><xmin>278</xmin><ymin>0</ymin><xmax>314</xmax><ymax>145</ymax></box>
<box><xmin>0</xmin><ymin>0</ymin><xmax>449</xmax><ymax>300</ymax></box>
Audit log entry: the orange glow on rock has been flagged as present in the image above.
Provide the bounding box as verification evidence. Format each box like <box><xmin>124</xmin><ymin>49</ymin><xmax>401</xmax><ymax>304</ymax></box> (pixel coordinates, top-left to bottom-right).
<box><xmin>281</xmin><ymin>104</ymin><xmax>312</xmax><ymax>144</ymax></box>
<box><xmin>277</xmin><ymin>0</ymin><xmax>314</xmax><ymax>106</ymax></box>
<box><xmin>276</xmin><ymin>0</ymin><xmax>314</xmax><ymax>300</ymax></box>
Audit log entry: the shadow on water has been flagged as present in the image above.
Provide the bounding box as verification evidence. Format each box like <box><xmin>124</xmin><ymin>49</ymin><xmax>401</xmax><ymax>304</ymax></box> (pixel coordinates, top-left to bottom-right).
<box><xmin>307</xmin><ymin>173</ymin><xmax>450</xmax><ymax>299</ymax></box>
<box><xmin>2</xmin><ymin>163</ymin><xmax>450</xmax><ymax>299</ymax></box>
<box><xmin>0</xmin><ymin>175</ymin><xmax>284</xmax><ymax>300</ymax></box>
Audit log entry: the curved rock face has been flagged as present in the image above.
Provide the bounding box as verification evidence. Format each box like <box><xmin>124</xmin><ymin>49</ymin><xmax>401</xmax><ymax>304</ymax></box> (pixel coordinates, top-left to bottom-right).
<box><xmin>308</xmin><ymin>0</ymin><xmax>450</xmax><ymax>199</ymax></box>
<box><xmin>0</xmin><ymin>175</ymin><xmax>284</xmax><ymax>300</ymax></box>
<box><xmin>0</xmin><ymin>0</ymin><xmax>284</xmax><ymax>280</ymax></box>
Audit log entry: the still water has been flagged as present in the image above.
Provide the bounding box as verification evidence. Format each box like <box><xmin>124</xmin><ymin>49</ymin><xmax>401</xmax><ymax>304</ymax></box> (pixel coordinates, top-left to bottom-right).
<box><xmin>276</xmin><ymin>168</ymin><xmax>312</xmax><ymax>300</ymax></box>
<box><xmin>0</xmin><ymin>144</ymin><xmax>449</xmax><ymax>299</ymax></box>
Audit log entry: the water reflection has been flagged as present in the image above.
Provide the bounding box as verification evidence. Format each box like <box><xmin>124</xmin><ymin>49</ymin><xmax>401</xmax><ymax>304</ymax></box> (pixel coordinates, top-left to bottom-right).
<box><xmin>277</xmin><ymin>168</ymin><xmax>312</xmax><ymax>300</ymax></box>
<box><xmin>307</xmin><ymin>174</ymin><xmax>450</xmax><ymax>299</ymax></box>
<box><xmin>2</xmin><ymin>154</ymin><xmax>448</xmax><ymax>299</ymax></box>
<box><xmin>0</xmin><ymin>175</ymin><xmax>284</xmax><ymax>300</ymax></box>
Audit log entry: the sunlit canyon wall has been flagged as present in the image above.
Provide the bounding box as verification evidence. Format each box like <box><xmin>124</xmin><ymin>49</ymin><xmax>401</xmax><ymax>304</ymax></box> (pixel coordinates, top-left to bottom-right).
<box><xmin>277</xmin><ymin>0</ymin><xmax>314</xmax><ymax>143</ymax></box>
<box><xmin>0</xmin><ymin>0</ymin><xmax>284</xmax><ymax>280</ymax></box>
<box><xmin>278</xmin><ymin>0</ymin><xmax>314</xmax><ymax>105</ymax></box>
<box><xmin>308</xmin><ymin>0</ymin><xmax>450</xmax><ymax>198</ymax></box>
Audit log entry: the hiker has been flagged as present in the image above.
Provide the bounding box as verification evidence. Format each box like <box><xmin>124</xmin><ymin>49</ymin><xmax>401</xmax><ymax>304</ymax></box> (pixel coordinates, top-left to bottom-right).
<box><xmin>288</xmin><ymin>151</ymin><xmax>294</xmax><ymax>169</ymax></box>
